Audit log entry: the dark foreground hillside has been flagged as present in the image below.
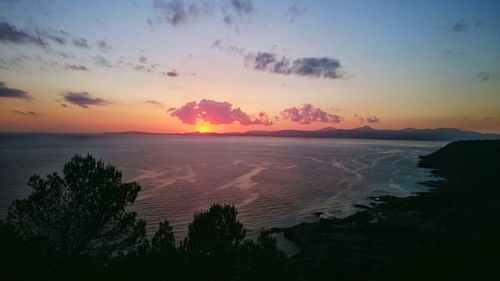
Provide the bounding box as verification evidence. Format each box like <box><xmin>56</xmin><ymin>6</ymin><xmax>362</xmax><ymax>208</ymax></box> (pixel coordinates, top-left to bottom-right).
<box><xmin>284</xmin><ymin>140</ymin><xmax>500</xmax><ymax>281</ymax></box>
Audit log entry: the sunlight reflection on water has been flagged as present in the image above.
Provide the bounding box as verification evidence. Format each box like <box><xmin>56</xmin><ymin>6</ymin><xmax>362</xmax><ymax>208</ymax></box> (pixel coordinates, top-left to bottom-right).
<box><xmin>0</xmin><ymin>134</ymin><xmax>444</xmax><ymax>239</ymax></box>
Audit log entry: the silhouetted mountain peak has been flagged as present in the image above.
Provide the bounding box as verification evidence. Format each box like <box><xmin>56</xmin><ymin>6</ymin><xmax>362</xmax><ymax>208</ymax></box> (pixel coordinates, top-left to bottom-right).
<box><xmin>318</xmin><ymin>127</ymin><xmax>336</xmax><ymax>132</ymax></box>
<box><xmin>354</xmin><ymin>126</ymin><xmax>375</xmax><ymax>131</ymax></box>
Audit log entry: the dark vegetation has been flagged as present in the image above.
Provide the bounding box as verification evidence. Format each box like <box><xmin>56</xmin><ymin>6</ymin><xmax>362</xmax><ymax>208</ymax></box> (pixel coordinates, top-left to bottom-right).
<box><xmin>0</xmin><ymin>155</ymin><xmax>295</xmax><ymax>281</ymax></box>
<box><xmin>1</xmin><ymin>140</ymin><xmax>499</xmax><ymax>280</ymax></box>
<box><xmin>283</xmin><ymin>140</ymin><xmax>500</xmax><ymax>280</ymax></box>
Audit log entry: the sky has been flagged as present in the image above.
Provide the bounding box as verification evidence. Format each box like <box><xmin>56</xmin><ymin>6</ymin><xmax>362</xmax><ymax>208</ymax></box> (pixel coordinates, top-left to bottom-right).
<box><xmin>0</xmin><ymin>0</ymin><xmax>499</xmax><ymax>133</ymax></box>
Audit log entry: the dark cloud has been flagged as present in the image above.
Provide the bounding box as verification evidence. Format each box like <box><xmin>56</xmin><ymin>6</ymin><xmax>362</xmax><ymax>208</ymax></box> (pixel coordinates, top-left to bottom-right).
<box><xmin>0</xmin><ymin>21</ymin><xmax>47</xmax><ymax>47</ymax></box>
<box><xmin>289</xmin><ymin>3</ymin><xmax>306</xmax><ymax>23</ymax></box>
<box><xmin>97</xmin><ymin>40</ymin><xmax>112</xmax><ymax>52</ymax></box>
<box><xmin>73</xmin><ymin>38</ymin><xmax>90</xmax><ymax>49</ymax></box>
<box><xmin>64</xmin><ymin>64</ymin><xmax>89</xmax><ymax>71</ymax></box>
<box><xmin>34</xmin><ymin>29</ymin><xmax>69</xmax><ymax>46</ymax></box>
<box><xmin>452</xmin><ymin>20</ymin><xmax>469</xmax><ymax>32</ymax></box>
<box><xmin>154</xmin><ymin>0</ymin><xmax>212</xmax><ymax>26</ymax></box>
<box><xmin>153</xmin><ymin>0</ymin><xmax>253</xmax><ymax>27</ymax></box>
<box><xmin>145</xmin><ymin>100</ymin><xmax>163</xmax><ymax>106</ymax></box>
<box><xmin>169</xmin><ymin>99</ymin><xmax>272</xmax><ymax>126</ymax></box>
<box><xmin>166</xmin><ymin>69</ymin><xmax>179</xmax><ymax>77</ymax></box>
<box><xmin>63</xmin><ymin>92</ymin><xmax>110</xmax><ymax>108</ymax></box>
<box><xmin>139</xmin><ymin>56</ymin><xmax>148</xmax><ymax>63</ymax></box>
<box><xmin>281</xmin><ymin>104</ymin><xmax>342</xmax><ymax>124</ymax></box>
<box><xmin>94</xmin><ymin>55</ymin><xmax>113</xmax><ymax>68</ymax></box>
<box><xmin>477</xmin><ymin>72</ymin><xmax>492</xmax><ymax>82</ymax></box>
<box><xmin>228</xmin><ymin>0</ymin><xmax>253</xmax><ymax>16</ymax></box>
<box><xmin>353</xmin><ymin>114</ymin><xmax>365</xmax><ymax>123</ymax></box>
<box><xmin>366</xmin><ymin>115</ymin><xmax>380</xmax><ymax>123</ymax></box>
<box><xmin>245</xmin><ymin>52</ymin><xmax>344</xmax><ymax>79</ymax></box>
<box><xmin>0</xmin><ymin>82</ymin><xmax>32</xmax><ymax>100</ymax></box>
<box><xmin>443</xmin><ymin>49</ymin><xmax>461</xmax><ymax>55</ymax></box>
<box><xmin>11</xmin><ymin>110</ymin><xmax>38</xmax><ymax>116</ymax></box>
<box><xmin>211</xmin><ymin>39</ymin><xmax>247</xmax><ymax>56</ymax></box>
<box><xmin>483</xmin><ymin>116</ymin><xmax>494</xmax><ymax>120</ymax></box>
<box><xmin>61</xmin><ymin>103</ymin><xmax>68</xmax><ymax>108</ymax></box>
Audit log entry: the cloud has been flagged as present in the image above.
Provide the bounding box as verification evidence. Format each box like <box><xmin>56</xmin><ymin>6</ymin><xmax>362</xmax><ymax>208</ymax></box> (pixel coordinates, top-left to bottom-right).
<box><xmin>94</xmin><ymin>55</ymin><xmax>113</xmax><ymax>68</ymax></box>
<box><xmin>245</xmin><ymin>52</ymin><xmax>345</xmax><ymax>79</ymax></box>
<box><xmin>477</xmin><ymin>72</ymin><xmax>492</xmax><ymax>82</ymax></box>
<box><xmin>228</xmin><ymin>0</ymin><xmax>253</xmax><ymax>16</ymax></box>
<box><xmin>35</xmin><ymin>29</ymin><xmax>68</xmax><ymax>45</ymax></box>
<box><xmin>139</xmin><ymin>56</ymin><xmax>148</xmax><ymax>63</ymax></box>
<box><xmin>366</xmin><ymin>115</ymin><xmax>380</xmax><ymax>123</ymax></box>
<box><xmin>11</xmin><ymin>110</ymin><xmax>38</xmax><ymax>116</ymax></box>
<box><xmin>145</xmin><ymin>100</ymin><xmax>163</xmax><ymax>106</ymax></box>
<box><xmin>73</xmin><ymin>38</ymin><xmax>90</xmax><ymax>49</ymax></box>
<box><xmin>97</xmin><ymin>40</ymin><xmax>112</xmax><ymax>52</ymax></box>
<box><xmin>63</xmin><ymin>92</ymin><xmax>110</xmax><ymax>108</ymax></box>
<box><xmin>289</xmin><ymin>3</ymin><xmax>306</xmax><ymax>23</ymax></box>
<box><xmin>169</xmin><ymin>99</ymin><xmax>272</xmax><ymax>126</ymax></box>
<box><xmin>154</xmin><ymin>0</ymin><xmax>212</xmax><ymax>26</ymax></box>
<box><xmin>153</xmin><ymin>0</ymin><xmax>253</xmax><ymax>27</ymax></box>
<box><xmin>281</xmin><ymin>104</ymin><xmax>342</xmax><ymax>124</ymax></box>
<box><xmin>0</xmin><ymin>82</ymin><xmax>32</xmax><ymax>100</ymax></box>
<box><xmin>64</xmin><ymin>64</ymin><xmax>89</xmax><ymax>71</ymax></box>
<box><xmin>166</xmin><ymin>69</ymin><xmax>179</xmax><ymax>77</ymax></box>
<box><xmin>451</xmin><ymin>20</ymin><xmax>469</xmax><ymax>32</ymax></box>
<box><xmin>0</xmin><ymin>21</ymin><xmax>47</xmax><ymax>47</ymax></box>
<box><xmin>353</xmin><ymin>114</ymin><xmax>365</xmax><ymax>123</ymax></box>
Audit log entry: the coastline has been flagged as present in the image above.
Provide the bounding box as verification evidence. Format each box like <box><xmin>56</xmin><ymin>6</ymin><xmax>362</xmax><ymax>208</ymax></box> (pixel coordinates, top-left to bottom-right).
<box><xmin>279</xmin><ymin>140</ymin><xmax>500</xmax><ymax>280</ymax></box>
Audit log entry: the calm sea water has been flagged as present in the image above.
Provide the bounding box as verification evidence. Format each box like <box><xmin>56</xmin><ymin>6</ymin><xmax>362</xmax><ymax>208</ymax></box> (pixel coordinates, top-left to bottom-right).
<box><xmin>0</xmin><ymin>133</ymin><xmax>444</xmax><ymax>239</ymax></box>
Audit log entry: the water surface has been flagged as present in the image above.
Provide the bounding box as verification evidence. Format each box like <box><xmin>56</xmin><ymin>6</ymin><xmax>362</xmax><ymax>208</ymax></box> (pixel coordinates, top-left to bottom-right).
<box><xmin>0</xmin><ymin>133</ymin><xmax>444</xmax><ymax>238</ymax></box>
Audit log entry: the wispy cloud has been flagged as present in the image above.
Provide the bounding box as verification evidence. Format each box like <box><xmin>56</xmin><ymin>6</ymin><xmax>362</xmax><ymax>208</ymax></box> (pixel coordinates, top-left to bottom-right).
<box><xmin>0</xmin><ymin>82</ymin><xmax>32</xmax><ymax>100</ymax></box>
<box><xmin>366</xmin><ymin>115</ymin><xmax>380</xmax><ymax>123</ymax></box>
<box><xmin>153</xmin><ymin>0</ymin><xmax>254</xmax><ymax>28</ymax></box>
<box><xmin>64</xmin><ymin>64</ymin><xmax>89</xmax><ymax>71</ymax></box>
<box><xmin>169</xmin><ymin>99</ymin><xmax>272</xmax><ymax>126</ymax></box>
<box><xmin>0</xmin><ymin>22</ymin><xmax>47</xmax><ymax>47</ymax></box>
<box><xmin>281</xmin><ymin>104</ymin><xmax>342</xmax><ymax>124</ymax></box>
<box><xmin>477</xmin><ymin>72</ymin><xmax>492</xmax><ymax>82</ymax></box>
<box><xmin>72</xmin><ymin>37</ymin><xmax>90</xmax><ymax>49</ymax></box>
<box><xmin>93</xmin><ymin>55</ymin><xmax>113</xmax><ymax>68</ymax></box>
<box><xmin>145</xmin><ymin>100</ymin><xmax>164</xmax><ymax>106</ymax></box>
<box><xmin>11</xmin><ymin>110</ymin><xmax>39</xmax><ymax>116</ymax></box>
<box><xmin>245</xmin><ymin>52</ymin><xmax>345</xmax><ymax>79</ymax></box>
<box><xmin>97</xmin><ymin>40</ymin><xmax>112</xmax><ymax>52</ymax></box>
<box><xmin>289</xmin><ymin>3</ymin><xmax>306</xmax><ymax>23</ymax></box>
<box><xmin>63</xmin><ymin>92</ymin><xmax>110</xmax><ymax>108</ymax></box>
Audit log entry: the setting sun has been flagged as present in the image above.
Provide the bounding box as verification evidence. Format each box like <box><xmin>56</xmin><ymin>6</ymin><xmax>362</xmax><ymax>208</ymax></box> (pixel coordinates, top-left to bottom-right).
<box><xmin>195</xmin><ymin>121</ymin><xmax>214</xmax><ymax>133</ymax></box>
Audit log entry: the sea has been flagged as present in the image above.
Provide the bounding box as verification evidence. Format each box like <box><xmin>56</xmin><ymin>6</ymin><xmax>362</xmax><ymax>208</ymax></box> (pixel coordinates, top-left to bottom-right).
<box><xmin>0</xmin><ymin>133</ymin><xmax>445</xmax><ymax>240</ymax></box>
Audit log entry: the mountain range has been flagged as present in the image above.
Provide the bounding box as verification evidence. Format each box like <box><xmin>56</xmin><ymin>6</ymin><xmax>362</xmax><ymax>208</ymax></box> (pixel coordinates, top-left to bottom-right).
<box><xmin>108</xmin><ymin>126</ymin><xmax>500</xmax><ymax>141</ymax></box>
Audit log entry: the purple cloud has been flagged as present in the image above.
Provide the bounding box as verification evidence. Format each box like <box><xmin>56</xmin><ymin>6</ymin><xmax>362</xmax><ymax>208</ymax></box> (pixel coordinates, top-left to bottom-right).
<box><xmin>0</xmin><ymin>82</ymin><xmax>32</xmax><ymax>100</ymax></box>
<box><xmin>366</xmin><ymin>115</ymin><xmax>380</xmax><ymax>123</ymax></box>
<box><xmin>281</xmin><ymin>104</ymin><xmax>342</xmax><ymax>124</ymax></box>
<box><xmin>169</xmin><ymin>99</ymin><xmax>272</xmax><ymax>126</ymax></box>
<box><xmin>63</xmin><ymin>92</ymin><xmax>110</xmax><ymax>108</ymax></box>
<box><xmin>64</xmin><ymin>64</ymin><xmax>89</xmax><ymax>71</ymax></box>
<box><xmin>245</xmin><ymin>52</ymin><xmax>344</xmax><ymax>79</ymax></box>
<box><xmin>0</xmin><ymin>22</ymin><xmax>47</xmax><ymax>47</ymax></box>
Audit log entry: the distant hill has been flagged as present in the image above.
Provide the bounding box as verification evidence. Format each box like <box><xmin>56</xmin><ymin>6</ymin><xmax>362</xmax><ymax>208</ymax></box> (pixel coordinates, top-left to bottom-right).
<box><xmin>239</xmin><ymin>127</ymin><xmax>500</xmax><ymax>141</ymax></box>
<box><xmin>106</xmin><ymin>127</ymin><xmax>500</xmax><ymax>141</ymax></box>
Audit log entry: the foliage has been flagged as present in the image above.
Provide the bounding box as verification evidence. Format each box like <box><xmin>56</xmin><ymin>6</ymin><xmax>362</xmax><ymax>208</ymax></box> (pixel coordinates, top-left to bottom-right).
<box><xmin>6</xmin><ymin>154</ymin><xmax>146</xmax><ymax>261</ymax></box>
<box><xmin>1</xmin><ymin>154</ymin><xmax>295</xmax><ymax>280</ymax></box>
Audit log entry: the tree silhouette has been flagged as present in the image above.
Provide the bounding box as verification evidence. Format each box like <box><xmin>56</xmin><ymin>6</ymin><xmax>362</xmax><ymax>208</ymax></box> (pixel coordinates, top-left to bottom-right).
<box><xmin>181</xmin><ymin>203</ymin><xmax>246</xmax><ymax>280</ymax></box>
<box><xmin>6</xmin><ymin>154</ymin><xmax>147</xmax><ymax>262</ymax></box>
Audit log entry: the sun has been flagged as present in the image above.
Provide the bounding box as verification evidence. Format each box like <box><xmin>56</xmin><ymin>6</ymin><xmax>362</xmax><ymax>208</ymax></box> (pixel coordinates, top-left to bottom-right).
<box><xmin>195</xmin><ymin>121</ymin><xmax>214</xmax><ymax>133</ymax></box>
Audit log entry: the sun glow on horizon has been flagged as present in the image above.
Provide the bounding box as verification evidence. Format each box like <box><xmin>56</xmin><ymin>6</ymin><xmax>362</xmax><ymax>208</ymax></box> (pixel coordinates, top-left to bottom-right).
<box><xmin>195</xmin><ymin>120</ymin><xmax>215</xmax><ymax>133</ymax></box>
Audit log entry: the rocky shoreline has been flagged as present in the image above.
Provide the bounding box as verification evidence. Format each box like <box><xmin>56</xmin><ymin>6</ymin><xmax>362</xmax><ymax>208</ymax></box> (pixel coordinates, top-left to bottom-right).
<box><xmin>280</xmin><ymin>140</ymin><xmax>500</xmax><ymax>280</ymax></box>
